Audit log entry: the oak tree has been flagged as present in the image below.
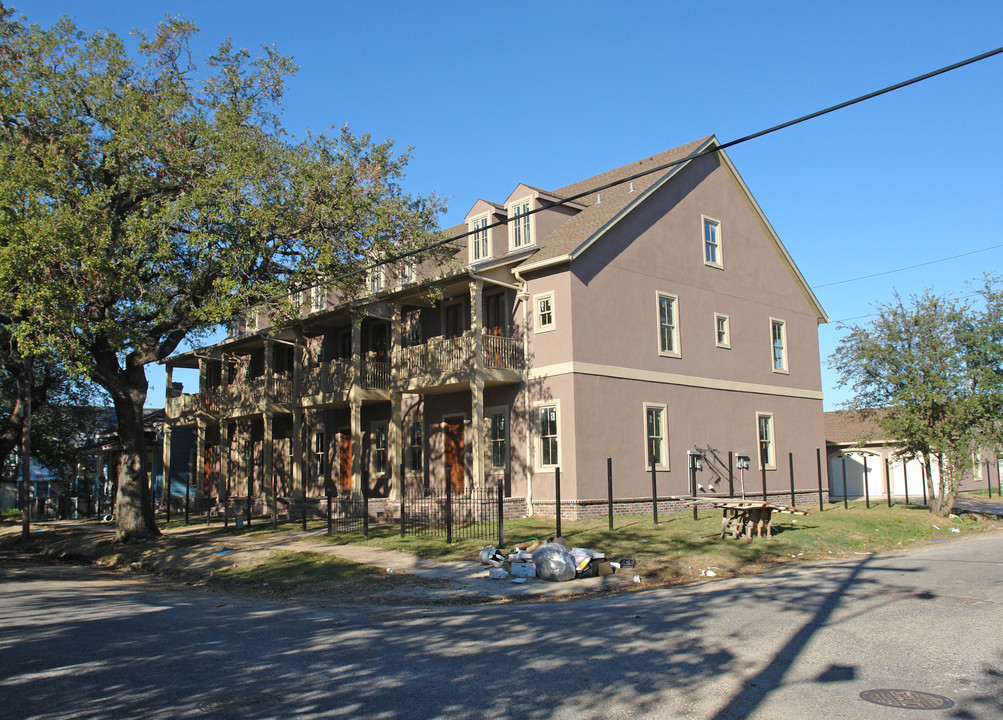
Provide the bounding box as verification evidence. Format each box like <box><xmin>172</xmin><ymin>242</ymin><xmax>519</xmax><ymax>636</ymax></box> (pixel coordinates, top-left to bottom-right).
<box><xmin>0</xmin><ymin>9</ymin><xmax>444</xmax><ymax>539</ymax></box>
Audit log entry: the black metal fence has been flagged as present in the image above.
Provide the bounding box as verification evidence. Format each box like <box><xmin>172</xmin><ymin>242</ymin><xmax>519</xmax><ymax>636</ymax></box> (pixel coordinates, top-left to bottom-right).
<box><xmin>399</xmin><ymin>486</ymin><xmax>501</xmax><ymax>544</ymax></box>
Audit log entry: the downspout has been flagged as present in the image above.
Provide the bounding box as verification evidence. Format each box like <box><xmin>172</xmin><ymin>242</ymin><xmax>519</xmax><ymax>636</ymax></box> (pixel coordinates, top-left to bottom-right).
<box><xmin>511</xmin><ymin>268</ymin><xmax>533</xmax><ymax>515</ymax></box>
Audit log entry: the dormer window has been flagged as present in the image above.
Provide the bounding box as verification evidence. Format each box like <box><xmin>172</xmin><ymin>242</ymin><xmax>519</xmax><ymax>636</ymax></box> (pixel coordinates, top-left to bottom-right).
<box><xmin>469</xmin><ymin>216</ymin><xmax>490</xmax><ymax>262</ymax></box>
<box><xmin>509</xmin><ymin>199</ymin><xmax>533</xmax><ymax>250</ymax></box>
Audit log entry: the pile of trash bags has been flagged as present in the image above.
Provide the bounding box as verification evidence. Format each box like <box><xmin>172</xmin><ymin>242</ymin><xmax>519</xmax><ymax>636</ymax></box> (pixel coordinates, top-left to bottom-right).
<box><xmin>478</xmin><ymin>537</ymin><xmax>634</xmax><ymax>582</ymax></box>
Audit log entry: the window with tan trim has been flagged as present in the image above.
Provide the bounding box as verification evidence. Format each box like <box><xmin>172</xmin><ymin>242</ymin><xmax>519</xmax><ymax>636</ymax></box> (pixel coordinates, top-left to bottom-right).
<box><xmin>536</xmin><ymin>402</ymin><xmax>560</xmax><ymax>469</ymax></box>
<box><xmin>508</xmin><ymin>198</ymin><xmax>533</xmax><ymax>250</ymax></box>
<box><xmin>534</xmin><ymin>292</ymin><xmax>555</xmax><ymax>333</ymax></box>
<box><xmin>757</xmin><ymin>412</ymin><xmax>775</xmax><ymax>470</ymax></box>
<box><xmin>656</xmin><ymin>292</ymin><xmax>680</xmax><ymax>357</ymax></box>
<box><xmin>643</xmin><ymin>403</ymin><xmax>669</xmax><ymax>471</ymax></box>
<box><xmin>703</xmin><ymin>216</ymin><xmax>723</xmax><ymax>268</ymax></box>
<box><xmin>715</xmin><ymin>313</ymin><xmax>731</xmax><ymax>349</ymax></box>
<box><xmin>469</xmin><ymin>215</ymin><xmax>490</xmax><ymax>263</ymax></box>
<box><xmin>770</xmin><ymin>318</ymin><xmax>788</xmax><ymax>373</ymax></box>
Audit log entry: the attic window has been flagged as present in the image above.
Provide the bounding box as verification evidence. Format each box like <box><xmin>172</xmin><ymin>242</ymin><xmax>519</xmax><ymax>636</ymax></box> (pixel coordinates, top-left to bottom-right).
<box><xmin>508</xmin><ymin>199</ymin><xmax>533</xmax><ymax>250</ymax></box>
<box><xmin>469</xmin><ymin>216</ymin><xmax>490</xmax><ymax>263</ymax></box>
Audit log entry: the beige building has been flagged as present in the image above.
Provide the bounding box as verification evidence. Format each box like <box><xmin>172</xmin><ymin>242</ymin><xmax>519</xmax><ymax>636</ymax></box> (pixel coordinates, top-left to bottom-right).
<box><xmin>163</xmin><ymin>136</ymin><xmax>829</xmax><ymax>518</ymax></box>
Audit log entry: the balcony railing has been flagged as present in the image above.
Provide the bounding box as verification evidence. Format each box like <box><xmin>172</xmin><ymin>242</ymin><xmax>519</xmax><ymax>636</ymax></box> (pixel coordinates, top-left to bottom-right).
<box><xmin>482</xmin><ymin>334</ymin><xmax>523</xmax><ymax>370</ymax></box>
<box><xmin>302</xmin><ymin>359</ymin><xmax>351</xmax><ymax>396</ymax></box>
<box><xmin>363</xmin><ymin>358</ymin><xmax>391</xmax><ymax>390</ymax></box>
<box><xmin>166</xmin><ymin>393</ymin><xmax>199</xmax><ymax>419</ymax></box>
<box><xmin>398</xmin><ymin>335</ymin><xmax>473</xmax><ymax>379</ymax></box>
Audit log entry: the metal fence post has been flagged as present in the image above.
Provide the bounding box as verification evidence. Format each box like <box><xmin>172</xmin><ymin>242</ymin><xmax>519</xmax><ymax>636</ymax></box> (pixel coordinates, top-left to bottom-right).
<box><xmin>654</xmin><ymin>460</ymin><xmax>662</xmax><ymax>524</ymax></box>
<box><xmin>327</xmin><ymin>494</ymin><xmax>333</xmax><ymax>535</ymax></box>
<box><xmin>863</xmin><ymin>455</ymin><xmax>871</xmax><ymax>509</ymax></box>
<box><xmin>363</xmin><ymin>483</ymin><xmax>369</xmax><ymax>538</ymax></box>
<box><xmin>903</xmin><ymin>460</ymin><xmax>910</xmax><ymax>504</ymax></box>
<box><xmin>816</xmin><ymin>448</ymin><xmax>824</xmax><ymax>512</ymax></box>
<box><xmin>607</xmin><ymin>457</ymin><xmax>614</xmax><ymax>532</ymax></box>
<box><xmin>165</xmin><ymin>480</ymin><xmax>170</xmax><ymax>524</ymax></box>
<box><xmin>185</xmin><ymin>478</ymin><xmax>190</xmax><ymax>524</ymax></box>
<box><xmin>761</xmin><ymin>463</ymin><xmax>768</xmax><ymax>502</ymax></box>
<box><xmin>728</xmin><ymin>451</ymin><xmax>734</xmax><ymax>497</ymax></box>
<box><xmin>555</xmin><ymin>467</ymin><xmax>562</xmax><ymax>539</ymax></box>
<box><xmin>272</xmin><ymin>473</ymin><xmax>277</xmax><ymax>529</ymax></box>
<box><xmin>841</xmin><ymin>456</ymin><xmax>848</xmax><ymax>509</ymax></box>
<box><xmin>921</xmin><ymin>462</ymin><xmax>928</xmax><ymax>506</ymax></box>
<box><xmin>497</xmin><ymin>479</ymin><xmax>504</xmax><ymax>550</ymax></box>
<box><xmin>885</xmin><ymin>458</ymin><xmax>892</xmax><ymax>507</ymax></box>
<box><xmin>445</xmin><ymin>476</ymin><xmax>452</xmax><ymax>544</ymax></box>
<box><xmin>400</xmin><ymin>461</ymin><xmax>406</xmax><ymax>539</ymax></box>
<box><xmin>987</xmin><ymin>460</ymin><xmax>993</xmax><ymax>499</ymax></box>
<box><xmin>789</xmin><ymin>452</ymin><xmax>796</xmax><ymax>506</ymax></box>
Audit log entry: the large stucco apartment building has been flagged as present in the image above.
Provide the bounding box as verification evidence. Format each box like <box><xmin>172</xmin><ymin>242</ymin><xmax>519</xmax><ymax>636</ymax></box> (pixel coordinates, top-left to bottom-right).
<box><xmin>163</xmin><ymin>136</ymin><xmax>830</xmax><ymax>517</ymax></box>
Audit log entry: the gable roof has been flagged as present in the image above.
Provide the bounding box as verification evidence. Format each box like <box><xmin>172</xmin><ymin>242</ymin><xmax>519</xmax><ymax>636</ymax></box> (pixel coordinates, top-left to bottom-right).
<box><xmin>499</xmin><ymin>136</ymin><xmax>827</xmax><ymax>323</ymax></box>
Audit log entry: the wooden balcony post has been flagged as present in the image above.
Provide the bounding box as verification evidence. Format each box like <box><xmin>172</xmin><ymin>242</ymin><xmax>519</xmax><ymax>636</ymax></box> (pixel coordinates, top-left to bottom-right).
<box><xmin>292</xmin><ymin>331</ymin><xmax>304</xmax><ymax>501</ymax></box>
<box><xmin>349</xmin><ymin>314</ymin><xmax>363</xmax><ymax>495</ymax></box>
<box><xmin>470</xmin><ymin>280</ymin><xmax>484</xmax><ymax>491</ymax></box>
<box><xmin>219</xmin><ymin>421</ymin><xmax>229</xmax><ymax>504</ymax></box>
<box><xmin>264</xmin><ymin>338</ymin><xmax>275</xmax><ymax>402</ymax></box>
<box><xmin>390</xmin><ymin>303</ymin><xmax>403</xmax><ymax>500</ymax></box>
<box><xmin>161</xmin><ymin>423</ymin><xmax>172</xmax><ymax>509</ymax></box>
<box><xmin>263</xmin><ymin>412</ymin><xmax>273</xmax><ymax>511</ymax></box>
<box><xmin>195</xmin><ymin>419</ymin><xmax>206</xmax><ymax>500</ymax></box>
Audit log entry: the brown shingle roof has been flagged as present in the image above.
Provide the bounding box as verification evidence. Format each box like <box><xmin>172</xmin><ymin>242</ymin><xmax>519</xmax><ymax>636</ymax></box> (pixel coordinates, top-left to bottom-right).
<box><xmin>515</xmin><ymin>136</ymin><xmax>715</xmax><ymax>269</ymax></box>
<box><xmin>824</xmin><ymin>410</ymin><xmax>892</xmax><ymax>445</ymax></box>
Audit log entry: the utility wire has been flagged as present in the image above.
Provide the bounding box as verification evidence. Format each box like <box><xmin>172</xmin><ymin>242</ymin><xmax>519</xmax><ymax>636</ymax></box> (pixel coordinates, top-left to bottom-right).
<box><xmin>308</xmin><ymin>44</ymin><xmax>1003</xmax><ymax>290</ymax></box>
<box><xmin>813</xmin><ymin>243</ymin><xmax>1003</xmax><ymax>289</ymax></box>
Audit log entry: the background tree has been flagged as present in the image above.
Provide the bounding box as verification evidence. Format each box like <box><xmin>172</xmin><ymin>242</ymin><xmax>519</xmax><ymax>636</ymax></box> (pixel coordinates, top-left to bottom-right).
<box><xmin>0</xmin><ymin>9</ymin><xmax>445</xmax><ymax>540</ymax></box>
<box><xmin>832</xmin><ymin>286</ymin><xmax>1001</xmax><ymax>516</ymax></box>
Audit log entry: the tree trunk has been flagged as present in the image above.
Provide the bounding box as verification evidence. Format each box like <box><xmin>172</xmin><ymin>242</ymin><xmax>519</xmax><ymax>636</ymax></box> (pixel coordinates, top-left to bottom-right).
<box><xmin>104</xmin><ymin>362</ymin><xmax>160</xmax><ymax>541</ymax></box>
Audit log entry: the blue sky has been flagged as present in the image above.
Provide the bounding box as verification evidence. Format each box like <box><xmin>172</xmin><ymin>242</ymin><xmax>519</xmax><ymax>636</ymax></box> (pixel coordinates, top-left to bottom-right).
<box><xmin>16</xmin><ymin>1</ymin><xmax>1003</xmax><ymax>409</ymax></box>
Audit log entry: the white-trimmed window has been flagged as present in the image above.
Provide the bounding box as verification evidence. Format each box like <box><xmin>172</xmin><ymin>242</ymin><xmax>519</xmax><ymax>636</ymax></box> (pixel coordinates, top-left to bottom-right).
<box><xmin>537</xmin><ymin>403</ymin><xmax>560</xmax><ymax>469</ymax></box>
<box><xmin>310</xmin><ymin>285</ymin><xmax>326</xmax><ymax>313</ymax></box>
<box><xmin>643</xmin><ymin>403</ymin><xmax>669</xmax><ymax>470</ymax></box>
<box><xmin>368</xmin><ymin>267</ymin><xmax>384</xmax><ymax>294</ymax></box>
<box><xmin>487</xmin><ymin>407</ymin><xmax>508</xmax><ymax>469</ymax></box>
<box><xmin>370</xmin><ymin>422</ymin><xmax>388</xmax><ymax>477</ymax></box>
<box><xmin>405</xmin><ymin>417</ymin><xmax>423</xmax><ymax>474</ymax></box>
<box><xmin>400</xmin><ymin>260</ymin><xmax>416</xmax><ymax>285</ymax></box>
<box><xmin>715</xmin><ymin>313</ymin><xmax>730</xmax><ymax>349</ymax></box>
<box><xmin>757</xmin><ymin>412</ymin><xmax>775</xmax><ymax>470</ymax></box>
<box><xmin>657</xmin><ymin>292</ymin><xmax>680</xmax><ymax>357</ymax></box>
<box><xmin>312</xmin><ymin>431</ymin><xmax>325</xmax><ymax>480</ymax></box>
<box><xmin>534</xmin><ymin>292</ymin><xmax>555</xmax><ymax>333</ymax></box>
<box><xmin>509</xmin><ymin>198</ymin><xmax>533</xmax><ymax>250</ymax></box>
<box><xmin>469</xmin><ymin>216</ymin><xmax>490</xmax><ymax>262</ymax></box>
<box><xmin>703</xmin><ymin>216</ymin><xmax>722</xmax><ymax>268</ymax></box>
<box><xmin>771</xmin><ymin>318</ymin><xmax>788</xmax><ymax>373</ymax></box>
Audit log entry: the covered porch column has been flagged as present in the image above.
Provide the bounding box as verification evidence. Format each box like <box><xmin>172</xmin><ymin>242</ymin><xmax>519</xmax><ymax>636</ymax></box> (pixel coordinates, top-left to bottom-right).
<box><xmin>469</xmin><ymin>279</ymin><xmax>484</xmax><ymax>491</ymax></box>
<box><xmin>262</xmin><ymin>338</ymin><xmax>275</xmax><ymax>511</ymax></box>
<box><xmin>349</xmin><ymin>314</ymin><xmax>364</xmax><ymax>495</ymax></box>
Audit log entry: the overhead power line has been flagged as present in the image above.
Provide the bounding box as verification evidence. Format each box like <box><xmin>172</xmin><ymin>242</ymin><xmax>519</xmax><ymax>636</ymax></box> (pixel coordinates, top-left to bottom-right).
<box><xmin>813</xmin><ymin>243</ymin><xmax>1003</xmax><ymax>289</ymax></box>
<box><xmin>315</xmin><ymin>44</ymin><xmax>1003</xmax><ymax>289</ymax></box>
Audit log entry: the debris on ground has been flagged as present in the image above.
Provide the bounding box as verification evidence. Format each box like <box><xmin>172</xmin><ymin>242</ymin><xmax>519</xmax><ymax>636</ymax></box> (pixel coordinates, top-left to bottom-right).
<box><xmin>477</xmin><ymin>540</ymin><xmax>634</xmax><ymax>583</ymax></box>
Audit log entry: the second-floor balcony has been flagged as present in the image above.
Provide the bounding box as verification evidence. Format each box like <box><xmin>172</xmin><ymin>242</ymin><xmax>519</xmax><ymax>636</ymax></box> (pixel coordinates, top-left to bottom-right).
<box><xmin>397</xmin><ymin>333</ymin><xmax>523</xmax><ymax>389</ymax></box>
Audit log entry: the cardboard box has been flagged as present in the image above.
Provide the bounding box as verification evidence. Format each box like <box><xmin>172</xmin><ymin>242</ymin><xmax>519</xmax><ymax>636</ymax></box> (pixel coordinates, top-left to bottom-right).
<box><xmin>594</xmin><ymin>561</ymin><xmax>613</xmax><ymax>576</ymax></box>
<box><xmin>509</xmin><ymin>561</ymin><xmax>537</xmax><ymax>578</ymax></box>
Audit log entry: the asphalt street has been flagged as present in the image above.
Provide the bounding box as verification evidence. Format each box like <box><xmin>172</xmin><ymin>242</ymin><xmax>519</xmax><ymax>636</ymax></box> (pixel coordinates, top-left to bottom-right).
<box><xmin>2</xmin><ymin>533</ymin><xmax>1001</xmax><ymax>720</ymax></box>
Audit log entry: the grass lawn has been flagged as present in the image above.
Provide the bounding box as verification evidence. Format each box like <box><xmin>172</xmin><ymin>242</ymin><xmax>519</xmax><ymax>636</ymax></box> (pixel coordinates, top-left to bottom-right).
<box><xmin>306</xmin><ymin>501</ymin><xmax>1003</xmax><ymax>584</ymax></box>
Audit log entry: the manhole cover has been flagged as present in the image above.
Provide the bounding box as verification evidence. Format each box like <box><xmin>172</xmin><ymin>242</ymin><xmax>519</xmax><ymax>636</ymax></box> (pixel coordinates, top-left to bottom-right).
<box><xmin>859</xmin><ymin>689</ymin><xmax>955</xmax><ymax>709</ymax></box>
<box><xmin>197</xmin><ymin>693</ymin><xmax>280</xmax><ymax>713</ymax></box>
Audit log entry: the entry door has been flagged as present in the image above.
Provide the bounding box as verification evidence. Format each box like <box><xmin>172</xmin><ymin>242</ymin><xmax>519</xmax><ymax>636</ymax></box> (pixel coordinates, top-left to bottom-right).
<box><xmin>445</xmin><ymin>303</ymin><xmax>465</xmax><ymax>339</ymax></box>
<box><xmin>484</xmin><ymin>293</ymin><xmax>506</xmax><ymax>336</ymax></box>
<box><xmin>443</xmin><ymin>418</ymin><xmax>465</xmax><ymax>493</ymax></box>
<box><xmin>338</xmin><ymin>429</ymin><xmax>352</xmax><ymax>492</ymax></box>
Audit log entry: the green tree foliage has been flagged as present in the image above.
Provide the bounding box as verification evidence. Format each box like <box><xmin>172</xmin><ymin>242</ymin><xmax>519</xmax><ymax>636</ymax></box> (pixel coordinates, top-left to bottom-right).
<box><xmin>832</xmin><ymin>282</ymin><xmax>1002</xmax><ymax>516</ymax></box>
<box><xmin>0</xmin><ymin>8</ymin><xmax>445</xmax><ymax>539</ymax></box>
